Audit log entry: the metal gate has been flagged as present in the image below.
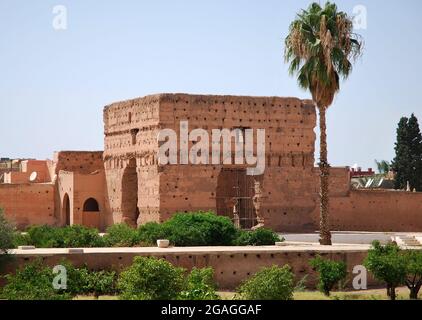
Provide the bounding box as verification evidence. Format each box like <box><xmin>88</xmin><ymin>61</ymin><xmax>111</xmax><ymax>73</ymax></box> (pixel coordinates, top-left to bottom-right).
<box><xmin>216</xmin><ymin>168</ymin><xmax>260</xmax><ymax>229</ymax></box>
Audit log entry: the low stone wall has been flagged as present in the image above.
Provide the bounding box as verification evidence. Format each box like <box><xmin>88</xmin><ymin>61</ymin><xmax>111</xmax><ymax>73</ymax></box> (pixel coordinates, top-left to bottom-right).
<box><xmin>3</xmin><ymin>246</ymin><xmax>380</xmax><ymax>290</ymax></box>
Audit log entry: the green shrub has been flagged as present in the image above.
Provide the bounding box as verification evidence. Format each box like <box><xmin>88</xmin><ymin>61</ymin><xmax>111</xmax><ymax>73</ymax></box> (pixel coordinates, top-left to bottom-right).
<box><xmin>168</xmin><ymin>212</ymin><xmax>237</xmax><ymax>246</ymax></box>
<box><xmin>12</xmin><ymin>232</ymin><xmax>32</xmax><ymax>248</ymax></box>
<box><xmin>52</xmin><ymin>260</ymin><xmax>117</xmax><ymax>298</ymax></box>
<box><xmin>364</xmin><ymin>241</ymin><xmax>407</xmax><ymax>300</ymax></box>
<box><xmin>137</xmin><ymin>212</ymin><xmax>238</xmax><ymax>247</ymax></box>
<box><xmin>180</xmin><ymin>267</ymin><xmax>219</xmax><ymax>300</ymax></box>
<box><xmin>0</xmin><ymin>208</ymin><xmax>16</xmax><ymax>272</ymax></box>
<box><xmin>104</xmin><ymin>223</ymin><xmax>139</xmax><ymax>247</ymax></box>
<box><xmin>61</xmin><ymin>261</ymin><xmax>90</xmax><ymax>296</ymax></box>
<box><xmin>137</xmin><ymin>222</ymin><xmax>167</xmax><ymax>246</ymax></box>
<box><xmin>0</xmin><ymin>208</ymin><xmax>14</xmax><ymax>252</ymax></box>
<box><xmin>25</xmin><ymin>225</ymin><xmax>61</xmax><ymax>248</ymax></box>
<box><xmin>310</xmin><ymin>256</ymin><xmax>347</xmax><ymax>296</ymax></box>
<box><xmin>1</xmin><ymin>259</ymin><xmax>118</xmax><ymax>300</ymax></box>
<box><xmin>59</xmin><ymin>225</ymin><xmax>106</xmax><ymax>248</ymax></box>
<box><xmin>85</xmin><ymin>270</ymin><xmax>118</xmax><ymax>297</ymax></box>
<box><xmin>237</xmin><ymin>265</ymin><xmax>294</xmax><ymax>300</ymax></box>
<box><xmin>14</xmin><ymin>213</ymin><xmax>277</xmax><ymax>248</ymax></box>
<box><xmin>22</xmin><ymin>225</ymin><xmax>106</xmax><ymax>248</ymax></box>
<box><xmin>22</xmin><ymin>225</ymin><xmax>58</xmax><ymax>248</ymax></box>
<box><xmin>137</xmin><ymin>213</ymin><xmax>280</xmax><ymax>247</ymax></box>
<box><xmin>1</xmin><ymin>259</ymin><xmax>71</xmax><ymax>300</ymax></box>
<box><xmin>118</xmin><ymin>257</ymin><xmax>185</xmax><ymax>300</ymax></box>
<box><xmin>234</xmin><ymin>228</ymin><xmax>280</xmax><ymax>246</ymax></box>
<box><xmin>139</xmin><ymin>211</ymin><xmax>237</xmax><ymax>247</ymax></box>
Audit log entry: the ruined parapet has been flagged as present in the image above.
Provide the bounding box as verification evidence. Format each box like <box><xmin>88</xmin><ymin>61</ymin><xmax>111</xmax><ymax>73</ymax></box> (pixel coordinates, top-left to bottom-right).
<box><xmin>53</xmin><ymin>151</ymin><xmax>104</xmax><ymax>175</ymax></box>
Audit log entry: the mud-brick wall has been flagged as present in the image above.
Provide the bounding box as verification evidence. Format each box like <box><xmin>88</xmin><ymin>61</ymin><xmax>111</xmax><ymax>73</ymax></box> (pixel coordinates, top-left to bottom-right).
<box><xmin>158</xmin><ymin>94</ymin><xmax>316</xmax><ymax>162</ymax></box>
<box><xmin>102</xmin><ymin>159</ymin><xmax>160</xmax><ymax>227</ymax></box>
<box><xmin>328</xmin><ymin>190</ymin><xmax>422</xmax><ymax>232</ymax></box>
<box><xmin>72</xmin><ymin>172</ymin><xmax>107</xmax><ymax>230</ymax></box>
<box><xmin>157</xmin><ymin>94</ymin><xmax>318</xmax><ymax>229</ymax></box>
<box><xmin>4</xmin><ymin>249</ymin><xmax>380</xmax><ymax>290</ymax></box>
<box><xmin>103</xmin><ymin>96</ymin><xmax>162</xmax><ymax>226</ymax></box>
<box><xmin>159</xmin><ymin>165</ymin><xmax>217</xmax><ymax>221</ymax></box>
<box><xmin>0</xmin><ymin>183</ymin><xmax>55</xmax><ymax>229</ymax></box>
<box><xmin>54</xmin><ymin>151</ymin><xmax>104</xmax><ymax>175</ymax></box>
<box><xmin>103</xmin><ymin>95</ymin><xmax>160</xmax><ymax>158</ymax></box>
<box><xmin>137</xmin><ymin>164</ymin><xmax>160</xmax><ymax>224</ymax></box>
<box><xmin>264</xmin><ymin>167</ymin><xmax>318</xmax><ymax>232</ymax></box>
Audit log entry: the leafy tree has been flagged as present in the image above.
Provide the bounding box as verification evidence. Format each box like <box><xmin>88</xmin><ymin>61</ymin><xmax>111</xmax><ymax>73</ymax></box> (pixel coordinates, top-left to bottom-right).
<box><xmin>84</xmin><ymin>270</ymin><xmax>118</xmax><ymax>298</ymax></box>
<box><xmin>180</xmin><ymin>267</ymin><xmax>219</xmax><ymax>300</ymax></box>
<box><xmin>1</xmin><ymin>259</ymin><xmax>71</xmax><ymax>300</ymax></box>
<box><xmin>23</xmin><ymin>225</ymin><xmax>61</xmax><ymax>248</ymax></box>
<box><xmin>137</xmin><ymin>222</ymin><xmax>168</xmax><ymax>246</ymax></box>
<box><xmin>0</xmin><ymin>208</ymin><xmax>16</xmax><ymax>273</ymax></box>
<box><xmin>59</xmin><ymin>260</ymin><xmax>117</xmax><ymax>298</ymax></box>
<box><xmin>403</xmin><ymin>250</ymin><xmax>422</xmax><ymax>300</ymax></box>
<box><xmin>0</xmin><ymin>208</ymin><xmax>14</xmax><ymax>252</ymax></box>
<box><xmin>1</xmin><ymin>259</ymin><xmax>117</xmax><ymax>300</ymax></box>
<box><xmin>364</xmin><ymin>241</ymin><xmax>407</xmax><ymax>300</ymax></box>
<box><xmin>285</xmin><ymin>2</ymin><xmax>362</xmax><ymax>245</ymax></box>
<box><xmin>118</xmin><ymin>257</ymin><xmax>185</xmax><ymax>300</ymax></box>
<box><xmin>392</xmin><ymin>114</ymin><xmax>422</xmax><ymax>191</ymax></box>
<box><xmin>237</xmin><ymin>265</ymin><xmax>294</xmax><ymax>300</ymax></box>
<box><xmin>310</xmin><ymin>256</ymin><xmax>347</xmax><ymax>296</ymax></box>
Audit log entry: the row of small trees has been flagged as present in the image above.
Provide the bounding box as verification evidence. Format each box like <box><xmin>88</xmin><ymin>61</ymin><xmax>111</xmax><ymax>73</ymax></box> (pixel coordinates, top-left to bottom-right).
<box><xmin>3</xmin><ymin>247</ymin><xmax>420</xmax><ymax>300</ymax></box>
<box><xmin>365</xmin><ymin>241</ymin><xmax>422</xmax><ymax>300</ymax></box>
<box><xmin>309</xmin><ymin>242</ymin><xmax>422</xmax><ymax>300</ymax></box>
<box><xmin>310</xmin><ymin>241</ymin><xmax>422</xmax><ymax>300</ymax></box>
<box><xmin>0</xmin><ymin>257</ymin><xmax>218</xmax><ymax>300</ymax></box>
<box><xmin>0</xmin><ymin>256</ymin><xmax>295</xmax><ymax>300</ymax></box>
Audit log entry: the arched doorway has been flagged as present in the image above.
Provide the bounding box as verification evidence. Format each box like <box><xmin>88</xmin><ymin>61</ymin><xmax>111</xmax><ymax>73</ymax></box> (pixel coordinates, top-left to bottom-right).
<box><xmin>83</xmin><ymin>198</ymin><xmax>100</xmax><ymax>212</ymax></box>
<box><xmin>121</xmin><ymin>158</ymin><xmax>139</xmax><ymax>227</ymax></box>
<box><xmin>62</xmin><ymin>193</ymin><xmax>70</xmax><ymax>226</ymax></box>
<box><xmin>82</xmin><ymin>197</ymin><xmax>101</xmax><ymax>229</ymax></box>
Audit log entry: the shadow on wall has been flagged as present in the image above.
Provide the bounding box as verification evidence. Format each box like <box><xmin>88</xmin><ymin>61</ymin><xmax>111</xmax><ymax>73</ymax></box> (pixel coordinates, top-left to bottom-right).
<box><xmin>121</xmin><ymin>159</ymin><xmax>139</xmax><ymax>227</ymax></box>
<box><xmin>63</xmin><ymin>193</ymin><xmax>70</xmax><ymax>226</ymax></box>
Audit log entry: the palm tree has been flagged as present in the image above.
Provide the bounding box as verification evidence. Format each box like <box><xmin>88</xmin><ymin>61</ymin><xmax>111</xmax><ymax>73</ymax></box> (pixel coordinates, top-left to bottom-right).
<box><xmin>375</xmin><ymin>159</ymin><xmax>391</xmax><ymax>175</ymax></box>
<box><xmin>284</xmin><ymin>2</ymin><xmax>362</xmax><ymax>245</ymax></box>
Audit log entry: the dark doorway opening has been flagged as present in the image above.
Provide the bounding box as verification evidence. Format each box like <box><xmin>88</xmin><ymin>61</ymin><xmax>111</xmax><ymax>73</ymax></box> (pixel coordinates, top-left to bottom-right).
<box><xmin>83</xmin><ymin>198</ymin><xmax>100</xmax><ymax>212</ymax></box>
<box><xmin>121</xmin><ymin>158</ymin><xmax>139</xmax><ymax>226</ymax></box>
<box><xmin>63</xmin><ymin>193</ymin><xmax>70</xmax><ymax>226</ymax></box>
<box><xmin>216</xmin><ymin>168</ymin><xmax>262</xmax><ymax>229</ymax></box>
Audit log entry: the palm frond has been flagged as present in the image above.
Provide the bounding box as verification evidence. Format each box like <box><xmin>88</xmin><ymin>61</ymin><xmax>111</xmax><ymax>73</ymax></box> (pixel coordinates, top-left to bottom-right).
<box><xmin>284</xmin><ymin>1</ymin><xmax>363</xmax><ymax>108</ymax></box>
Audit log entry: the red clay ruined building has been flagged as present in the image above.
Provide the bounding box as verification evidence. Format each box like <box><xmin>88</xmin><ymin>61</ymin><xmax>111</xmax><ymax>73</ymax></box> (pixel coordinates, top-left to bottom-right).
<box><xmin>1</xmin><ymin>93</ymin><xmax>422</xmax><ymax>232</ymax></box>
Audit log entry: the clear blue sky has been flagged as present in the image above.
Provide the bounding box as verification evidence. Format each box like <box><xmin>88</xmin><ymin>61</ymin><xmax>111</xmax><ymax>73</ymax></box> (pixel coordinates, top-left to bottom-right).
<box><xmin>1</xmin><ymin>0</ymin><xmax>421</xmax><ymax>169</ymax></box>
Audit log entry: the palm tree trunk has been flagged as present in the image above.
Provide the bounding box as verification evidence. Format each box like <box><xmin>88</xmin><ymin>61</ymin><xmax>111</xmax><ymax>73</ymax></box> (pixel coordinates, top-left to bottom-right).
<box><xmin>318</xmin><ymin>105</ymin><xmax>332</xmax><ymax>246</ymax></box>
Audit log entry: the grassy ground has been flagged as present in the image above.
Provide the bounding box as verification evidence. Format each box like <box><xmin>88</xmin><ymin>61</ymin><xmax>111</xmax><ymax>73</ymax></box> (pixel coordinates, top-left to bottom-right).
<box><xmin>220</xmin><ymin>287</ymin><xmax>420</xmax><ymax>300</ymax></box>
<box><xmin>293</xmin><ymin>287</ymin><xmax>418</xmax><ymax>300</ymax></box>
<box><xmin>74</xmin><ymin>287</ymin><xmax>421</xmax><ymax>300</ymax></box>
